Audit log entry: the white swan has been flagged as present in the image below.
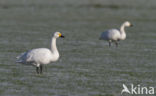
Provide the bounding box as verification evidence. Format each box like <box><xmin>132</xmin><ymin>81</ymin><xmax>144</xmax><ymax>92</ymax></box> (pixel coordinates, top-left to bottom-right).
<box><xmin>99</xmin><ymin>21</ymin><xmax>133</xmax><ymax>47</ymax></box>
<box><xmin>16</xmin><ymin>32</ymin><xmax>64</xmax><ymax>74</ymax></box>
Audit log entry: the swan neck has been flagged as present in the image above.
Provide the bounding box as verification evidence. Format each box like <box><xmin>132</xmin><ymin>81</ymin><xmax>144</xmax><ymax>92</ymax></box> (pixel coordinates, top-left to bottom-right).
<box><xmin>51</xmin><ymin>37</ymin><xmax>59</xmax><ymax>56</ymax></box>
<box><xmin>120</xmin><ymin>24</ymin><xmax>125</xmax><ymax>34</ymax></box>
<box><xmin>119</xmin><ymin>24</ymin><xmax>126</xmax><ymax>40</ymax></box>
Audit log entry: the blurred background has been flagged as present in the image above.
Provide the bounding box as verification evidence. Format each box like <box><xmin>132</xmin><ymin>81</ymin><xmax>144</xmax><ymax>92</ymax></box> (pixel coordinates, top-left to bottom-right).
<box><xmin>0</xmin><ymin>0</ymin><xmax>156</xmax><ymax>96</ymax></box>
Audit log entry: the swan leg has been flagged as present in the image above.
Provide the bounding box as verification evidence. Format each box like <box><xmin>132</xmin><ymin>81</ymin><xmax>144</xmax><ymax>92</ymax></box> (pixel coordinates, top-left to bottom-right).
<box><xmin>108</xmin><ymin>40</ymin><xmax>112</xmax><ymax>47</ymax></box>
<box><xmin>115</xmin><ymin>41</ymin><xmax>118</xmax><ymax>47</ymax></box>
<box><xmin>36</xmin><ymin>67</ymin><xmax>40</xmax><ymax>74</ymax></box>
<box><xmin>40</xmin><ymin>65</ymin><xmax>43</xmax><ymax>74</ymax></box>
<box><xmin>109</xmin><ymin>41</ymin><xmax>111</xmax><ymax>47</ymax></box>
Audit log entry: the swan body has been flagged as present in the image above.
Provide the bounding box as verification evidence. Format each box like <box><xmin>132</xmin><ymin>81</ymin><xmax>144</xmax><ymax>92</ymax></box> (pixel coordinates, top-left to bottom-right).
<box><xmin>17</xmin><ymin>48</ymin><xmax>57</xmax><ymax>65</ymax></box>
<box><xmin>100</xmin><ymin>29</ymin><xmax>121</xmax><ymax>41</ymax></box>
<box><xmin>16</xmin><ymin>32</ymin><xmax>64</xmax><ymax>74</ymax></box>
<box><xmin>100</xmin><ymin>21</ymin><xmax>132</xmax><ymax>47</ymax></box>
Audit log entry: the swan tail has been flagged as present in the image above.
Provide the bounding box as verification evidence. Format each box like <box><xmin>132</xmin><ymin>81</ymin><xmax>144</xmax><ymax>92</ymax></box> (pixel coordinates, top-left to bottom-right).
<box><xmin>16</xmin><ymin>52</ymin><xmax>25</xmax><ymax>59</ymax></box>
<box><xmin>16</xmin><ymin>52</ymin><xmax>28</xmax><ymax>63</ymax></box>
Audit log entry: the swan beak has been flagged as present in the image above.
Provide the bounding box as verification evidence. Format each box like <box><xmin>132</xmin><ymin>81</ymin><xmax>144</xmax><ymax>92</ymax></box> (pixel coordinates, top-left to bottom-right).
<box><xmin>130</xmin><ymin>24</ymin><xmax>133</xmax><ymax>27</ymax></box>
<box><xmin>59</xmin><ymin>33</ymin><xmax>65</xmax><ymax>38</ymax></box>
<box><xmin>60</xmin><ymin>35</ymin><xmax>64</xmax><ymax>38</ymax></box>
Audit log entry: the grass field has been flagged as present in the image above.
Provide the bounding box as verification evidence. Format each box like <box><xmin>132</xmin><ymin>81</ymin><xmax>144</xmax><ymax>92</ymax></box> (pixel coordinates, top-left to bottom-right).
<box><xmin>0</xmin><ymin>0</ymin><xmax>156</xmax><ymax>96</ymax></box>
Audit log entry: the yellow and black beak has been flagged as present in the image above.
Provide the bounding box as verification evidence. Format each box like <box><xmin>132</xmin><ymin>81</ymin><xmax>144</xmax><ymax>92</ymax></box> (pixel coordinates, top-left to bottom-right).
<box><xmin>130</xmin><ymin>24</ymin><xmax>133</xmax><ymax>27</ymax></box>
<box><xmin>59</xmin><ymin>33</ymin><xmax>65</xmax><ymax>38</ymax></box>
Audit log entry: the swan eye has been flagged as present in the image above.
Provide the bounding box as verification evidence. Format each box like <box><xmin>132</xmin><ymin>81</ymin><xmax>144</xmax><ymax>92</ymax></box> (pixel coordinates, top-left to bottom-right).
<box><xmin>58</xmin><ymin>33</ymin><xmax>62</xmax><ymax>37</ymax></box>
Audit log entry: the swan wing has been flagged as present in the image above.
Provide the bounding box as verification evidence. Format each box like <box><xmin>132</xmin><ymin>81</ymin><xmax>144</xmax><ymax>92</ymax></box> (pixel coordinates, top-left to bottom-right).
<box><xmin>100</xmin><ymin>29</ymin><xmax>120</xmax><ymax>40</ymax></box>
<box><xmin>26</xmin><ymin>48</ymin><xmax>53</xmax><ymax>63</ymax></box>
<box><xmin>17</xmin><ymin>48</ymin><xmax>55</xmax><ymax>65</ymax></box>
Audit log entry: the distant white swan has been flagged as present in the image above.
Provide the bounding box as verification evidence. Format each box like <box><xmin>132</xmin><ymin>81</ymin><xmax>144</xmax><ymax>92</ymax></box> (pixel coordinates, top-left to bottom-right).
<box><xmin>16</xmin><ymin>32</ymin><xmax>64</xmax><ymax>74</ymax></box>
<box><xmin>99</xmin><ymin>21</ymin><xmax>133</xmax><ymax>47</ymax></box>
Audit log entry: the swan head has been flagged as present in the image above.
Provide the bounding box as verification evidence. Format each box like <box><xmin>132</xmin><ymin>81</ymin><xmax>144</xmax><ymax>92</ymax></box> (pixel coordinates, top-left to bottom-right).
<box><xmin>54</xmin><ymin>32</ymin><xmax>64</xmax><ymax>38</ymax></box>
<box><xmin>124</xmin><ymin>21</ymin><xmax>133</xmax><ymax>27</ymax></box>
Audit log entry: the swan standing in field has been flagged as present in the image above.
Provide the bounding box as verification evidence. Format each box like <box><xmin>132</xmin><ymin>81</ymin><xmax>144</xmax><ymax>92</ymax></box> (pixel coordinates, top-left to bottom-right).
<box><xmin>16</xmin><ymin>32</ymin><xmax>64</xmax><ymax>74</ymax></box>
<box><xmin>99</xmin><ymin>21</ymin><xmax>133</xmax><ymax>47</ymax></box>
